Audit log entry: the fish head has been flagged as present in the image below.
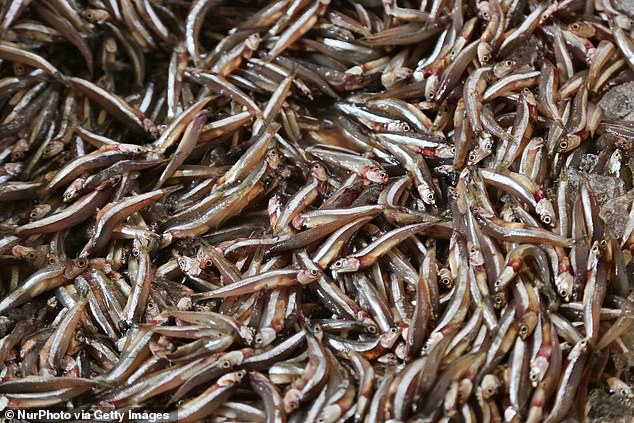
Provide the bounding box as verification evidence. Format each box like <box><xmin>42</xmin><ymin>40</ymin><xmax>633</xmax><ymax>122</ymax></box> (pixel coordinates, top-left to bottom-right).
<box><xmin>330</xmin><ymin>257</ymin><xmax>360</xmax><ymax>274</ymax></box>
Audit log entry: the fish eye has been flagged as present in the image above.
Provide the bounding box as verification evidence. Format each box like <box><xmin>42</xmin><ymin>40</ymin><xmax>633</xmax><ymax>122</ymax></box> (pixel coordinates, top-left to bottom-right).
<box><xmin>390</xmin><ymin>327</ymin><xmax>398</xmax><ymax>334</ymax></box>
<box><xmin>255</xmin><ymin>336</ymin><xmax>263</xmax><ymax>344</ymax></box>
<box><xmin>600</xmin><ymin>239</ymin><xmax>607</xmax><ymax>248</ymax></box>
<box><xmin>77</xmin><ymin>259</ymin><xmax>87</xmax><ymax>267</ymax></box>
<box><xmin>621</xmin><ymin>389</ymin><xmax>629</xmax><ymax>397</ymax></box>
<box><xmin>482</xmin><ymin>11</ymin><xmax>490</xmax><ymax>19</ymax></box>
<box><xmin>519</xmin><ymin>325</ymin><xmax>528</xmax><ymax>335</ymax></box>
<box><xmin>237</xmin><ymin>370</ymin><xmax>246</xmax><ymax>379</ymax></box>
<box><xmin>222</xmin><ymin>360</ymin><xmax>231</xmax><ymax>368</ymax></box>
<box><xmin>494</xmin><ymin>280</ymin><xmax>501</xmax><ymax>287</ymax></box>
<box><xmin>468</xmin><ymin>153</ymin><xmax>477</xmax><ymax>162</ymax></box>
<box><xmin>450</xmin><ymin>146</ymin><xmax>456</xmax><ymax>154</ymax></box>
<box><xmin>48</xmin><ymin>257</ymin><xmax>56</xmax><ymax>264</ymax></box>
<box><xmin>591</xmin><ymin>245</ymin><xmax>599</xmax><ymax>253</ymax></box>
<box><xmin>559</xmin><ymin>141</ymin><xmax>568</xmax><ymax>150</ymax></box>
<box><xmin>309</xmin><ymin>269</ymin><xmax>318</xmax><ymax>275</ymax></box>
<box><xmin>505</xmin><ymin>60</ymin><xmax>513</xmax><ymax>66</ymax></box>
<box><xmin>426</xmin><ymin>193</ymin><xmax>434</xmax><ymax>200</ymax></box>
<box><xmin>402</xmin><ymin>123</ymin><xmax>410</xmax><ymax>131</ymax></box>
<box><xmin>28</xmin><ymin>252</ymin><xmax>35</xmax><ymax>258</ymax></box>
<box><xmin>481</xmin><ymin>55</ymin><xmax>490</xmax><ymax>63</ymax></box>
<box><xmin>542</xmin><ymin>215</ymin><xmax>552</xmax><ymax>225</ymax></box>
<box><xmin>427</xmin><ymin>92</ymin><xmax>435</xmax><ymax>100</ymax></box>
<box><xmin>147</xmin><ymin>303</ymin><xmax>154</xmax><ymax>309</ymax></box>
<box><xmin>367</xmin><ymin>325</ymin><xmax>377</xmax><ymax>334</ymax></box>
<box><xmin>334</xmin><ymin>260</ymin><xmax>343</xmax><ymax>268</ymax></box>
<box><xmin>313</xmin><ymin>325</ymin><xmax>322</xmax><ymax>333</ymax></box>
<box><xmin>571</xmin><ymin>23</ymin><xmax>580</xmax><ymax>30</ymax></box>
<box><xmin>29</xmin><ymin>211</ymin><xmax>37</xmax><ymax>218</ymax></box>
<box><xmin>379</xmin><ymin>171</ymin><xmax>387</xmax><ymax>179</ymax></box>
<box><xmin>205</xmin><ymin>259</ymin><xmax>213</xmax><ymax>268</ymax></box>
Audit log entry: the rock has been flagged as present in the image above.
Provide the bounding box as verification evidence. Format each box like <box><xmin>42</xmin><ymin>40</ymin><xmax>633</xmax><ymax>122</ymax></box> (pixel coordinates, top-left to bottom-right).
<box><xmin>580</xmin><ymin>154</ymin><xmax>598</xmax><ymax>173</ymax></box>
<box><xmin>504</xmin><ymin>35</ymin><xmax>544</xmax><ymax>67</ymax></box>
<box><xmin>621</xmin><ymin>292</ymin><xmax>634</xmax><ymax>352</ymax></box>
<box><xmin>587</xmin><ymin>388</ymin><xmax>634</xmax><ymax>423</ymax></box>
<box><xmin>599</xmin><ymin>191</ymin><xmax>633</xmax><ymax>240</ymax></box>
<box><xmin>614</xmin><ymin>0</ymin><xmax>634</xmax><ymax>17</ymax></box>
<box><xmin>565</xmin><ymin>169</ymin><xmax>624</xmax><ymax>205</ymax></box>
<box><xmin>562</xmin><ymin>168</ymin><xmax>627</xmax><ymax>238</ymax></box>
<box><xmin>599</xmin><ymin>82</ymin><xmax>634</xmax><ymax>122</ymax></box>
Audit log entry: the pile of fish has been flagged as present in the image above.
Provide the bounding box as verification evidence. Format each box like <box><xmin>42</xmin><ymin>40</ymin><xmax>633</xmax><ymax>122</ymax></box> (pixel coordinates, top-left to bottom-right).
<box><xmin>1</xmin><ymin>0</ymin><xmax>634</xmax><ymax>421</ymax></box>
